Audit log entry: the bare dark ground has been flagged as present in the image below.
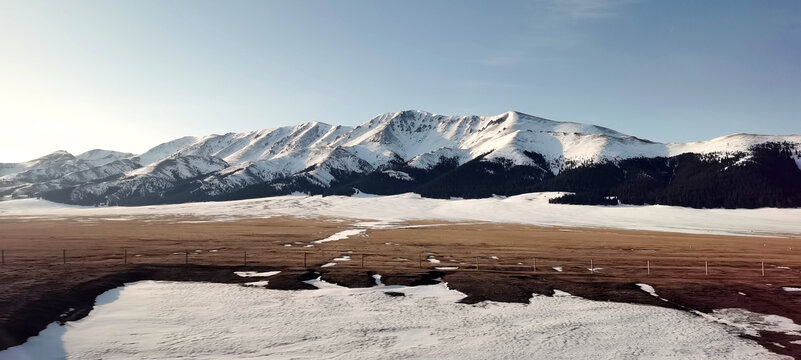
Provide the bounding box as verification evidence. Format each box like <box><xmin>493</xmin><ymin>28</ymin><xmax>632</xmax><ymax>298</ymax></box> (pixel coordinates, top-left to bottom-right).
<box><xmin>1</xmin><ymin>217</ymin><xmax>801</xmax><ymax>358</ymax></box>
<box><xmin>2</xmin><ymin>264</ymin><xmax>801</xmax><ymax>358</ymax></box>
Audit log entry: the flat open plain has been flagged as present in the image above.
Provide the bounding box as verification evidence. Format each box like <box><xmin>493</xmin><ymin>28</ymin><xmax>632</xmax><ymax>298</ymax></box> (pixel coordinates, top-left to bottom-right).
<box><xmin>1</xmin><ymin>215</ymin><xmax>801</xmax><ymax>357</ymax></box>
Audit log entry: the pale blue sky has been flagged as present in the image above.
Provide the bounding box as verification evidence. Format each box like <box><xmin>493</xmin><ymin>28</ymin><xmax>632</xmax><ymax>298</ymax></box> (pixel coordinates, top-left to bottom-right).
<box><xmin>1</xmin><ymin>0</ymin><xmax>799</xmax><ymax>162</ymax></box>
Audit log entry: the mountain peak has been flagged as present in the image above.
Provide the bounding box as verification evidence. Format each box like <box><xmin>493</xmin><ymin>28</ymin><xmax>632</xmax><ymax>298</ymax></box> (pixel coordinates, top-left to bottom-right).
<box><xmin>3</xmin><ymin>110</ymin><xmax>799</xmax><ymax>208</ymax></box>
<box><xmin>32</xmin><ymin>150</ymin><xmax>74</xmax><ymax>162</ymax></box>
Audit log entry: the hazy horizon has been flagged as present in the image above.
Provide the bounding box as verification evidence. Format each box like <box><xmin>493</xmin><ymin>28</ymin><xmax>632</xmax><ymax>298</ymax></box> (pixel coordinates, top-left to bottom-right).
<box><xmin>2</xmin><ymin>0</ymin><xmax>800</xmax><ymax>162</ymax></box>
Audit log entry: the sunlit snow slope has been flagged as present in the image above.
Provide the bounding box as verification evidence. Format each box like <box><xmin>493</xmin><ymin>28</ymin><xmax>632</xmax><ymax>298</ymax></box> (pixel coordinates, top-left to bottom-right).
<box><xmin>1</xmin><ymin>110</ymin><xmax>799</xmax><ymax>207</ymax></box>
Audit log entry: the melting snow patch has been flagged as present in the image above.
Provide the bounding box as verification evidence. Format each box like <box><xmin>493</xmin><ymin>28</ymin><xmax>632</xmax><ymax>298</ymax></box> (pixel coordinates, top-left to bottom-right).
<box><xmin>382</xmin><ymin>170</ymin><xmax>414</xmax><ymax>181</ymax></box>
<box><xmin>313</xmin><ymin>229</ymin><xmax>366</xmax><ymax>244</ymax></box>
<box><xmin>435</xmin><ymin>267</ymin><xmax>459</xmax><ymax>270</ymax></box>
<box><xmin>234</xmin><ymin>271</ymin><xmax>281</xmax><ymax>278</ymax></box>
<box><xmin>350</xmin><ymin>189</ymin><xmax>378</xmax><ymax>198</ymax></box>
<box><xmin>320</xmin><ymin>262</ymin><xmax>336</xmax><ymax>268</ymax></box>
<box><xmin>782</xmin><ymin>287</ymin><xmax>801</xmax><ymax>292</ymax></box>
<box><xmin>333</xmin><ymin>255</ymin><xmax>351</xmax><ymax>261</ymax></box>
<box><xmin>636</xmin><ymin>283</ymin><xmax>658</xmax><ymax>297</ymax></box>
<box><xmin>427</xmin><ymin>256</ymin><xmax>440</xmax><ymax>264</ymax></box>
<box><xmin>552</xmin><ymin>290</ymin><xmax>572</xmax><ymax>297</ymax></box>
<box><xmin>776</xmin><ymin>266</ymin><xmax>790</xmax><ymax>270</ymax></box>
<box><xmin>490</xmin><ymin>256</ymin><xmax>499</xmax><ymax>260</ymax></box>
<box><xmin>552</xmin><ymin>267</ymin><xmax>563</xmax><ymax>272</ymax></box>
<box><xmin>700</xmin><ymin>308</ymin><xmax>801</xmax><ymax>337</ymax></box>
<box><xmin>738</xmin><ymin>292</ymin><xmax>747</xmax><ymax>296</ymax></box>
<box><xmin>636</xmin><ymin>283</ymin><xmax>670</xmax><ymax>302</ymax></box>
<box><xmin>372</xmin><ymin>274</ymin><xmax>383</xmax><ymax>286</ymax></box>
<box><xmin>0</xmin><ymin>281</ymin><xmax>787</xmax><ymax>359</ymax></box>
<box><xmin>243</xmin><ymin>280</ymin><xmax>270</xmax><ymax>287</ymax></box>
<box><xmin>4</xmin><ymin>192</ymin><xmax>801</xmax><ymax>237</ymax></box>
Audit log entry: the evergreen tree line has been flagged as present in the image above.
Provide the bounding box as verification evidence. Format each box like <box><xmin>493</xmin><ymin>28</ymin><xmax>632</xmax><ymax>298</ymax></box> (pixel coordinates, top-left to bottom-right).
<box><xmin>40</xmin><ymin>142</ymin><xmax>801</xmax><ymax>209</ymax></box>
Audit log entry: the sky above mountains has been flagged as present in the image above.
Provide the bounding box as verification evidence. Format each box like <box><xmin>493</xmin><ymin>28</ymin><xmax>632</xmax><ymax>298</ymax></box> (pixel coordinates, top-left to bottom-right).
<box><xmin>1</xmin><ymin>0</ymin><xmax>799</xmax><ymax>162</ymax></box>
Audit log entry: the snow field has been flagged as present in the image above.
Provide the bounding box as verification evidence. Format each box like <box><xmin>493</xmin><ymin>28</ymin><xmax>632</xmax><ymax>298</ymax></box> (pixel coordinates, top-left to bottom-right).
<box><xmin>3</xmin><ymin>192</ymin><xmax>801</xmax><ymax>237</ymax></box>
<box><xmin>0</xmin><ymin>280</ymin><xmax>785</xmax><ymax>360</ymax></box>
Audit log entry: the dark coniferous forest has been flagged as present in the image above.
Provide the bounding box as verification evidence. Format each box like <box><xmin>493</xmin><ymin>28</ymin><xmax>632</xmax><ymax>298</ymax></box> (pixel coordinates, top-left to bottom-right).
<box><xmin>37</xmin><ymin>142</ymin><xmax>801</xmax><ymax>209</ymax></box>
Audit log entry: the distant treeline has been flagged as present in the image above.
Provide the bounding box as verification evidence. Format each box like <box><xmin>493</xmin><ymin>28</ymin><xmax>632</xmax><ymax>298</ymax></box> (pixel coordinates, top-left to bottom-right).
<box><xmin>319</xmin><ymin>142</ymin><xmax>801</xmax><ymax>209</ymax></box>
<box><xmin>546</xmin><ymin>142</ymin><xmax>801</xmax><ymax>208</ymax></box>
<box><xmin>42</xmin><ymin>142</ymin><xmax>801</xmax><ymax>209</ymax></box>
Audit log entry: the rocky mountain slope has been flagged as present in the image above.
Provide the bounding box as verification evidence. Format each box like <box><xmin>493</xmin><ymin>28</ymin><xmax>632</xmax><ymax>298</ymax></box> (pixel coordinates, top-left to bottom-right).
<box><xmin>1</xmin><ymin>110</ymin><xmax>799</xmax><ymax>208</ymax></box>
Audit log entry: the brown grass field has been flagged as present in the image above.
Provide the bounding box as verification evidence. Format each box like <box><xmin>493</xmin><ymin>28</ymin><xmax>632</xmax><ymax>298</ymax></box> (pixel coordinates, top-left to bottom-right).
<box><xmin>1</xmin><ymin>216</ymin><xmax>801</xmax><ymax>357</ymax></box>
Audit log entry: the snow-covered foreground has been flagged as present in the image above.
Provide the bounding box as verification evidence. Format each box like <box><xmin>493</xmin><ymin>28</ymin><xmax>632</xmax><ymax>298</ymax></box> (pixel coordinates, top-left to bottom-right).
<box><xmin>0</xmin><ymin>280</ymin><xmax>785</xmax><ymax>360</ymax></box>
<box><xmin>2</xmin><ymin>192</ymin><xmax>801</xmax><ymax>236</ymax></box>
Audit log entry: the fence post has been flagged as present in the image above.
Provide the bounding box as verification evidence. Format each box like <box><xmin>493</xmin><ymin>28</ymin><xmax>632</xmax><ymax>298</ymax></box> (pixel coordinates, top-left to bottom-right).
<box><xmin>304</xmin><ymin>252</ymin><xmax>307</xmax><ymax>268</ymax></box>
<box><xmin>185</xmin><ymin>250</ymin><xmax>189</xmax><ymax>265</ymax></box>
<box><xmin>244</xmin><ymin>251</ymin><xmax>248</xmax><ymax>267</ymax></box>
<box><xmin>761</xmin><ymin>261</ymin><xmax>765</xmax><ymax>276</ymax></box>
<box><xmin>705</xmin><ymin>260</ymin><xmax>708</xmax><ymax>276</ymax></box>
<box><xmin>647</xmin><ymin>260</ymin><xmax>650</xmax><ymax>275</ymax></box>
<box><xmin>533</xmin><ymin>257</ymin><xmax>536</xmax><ymax>272</ymax></box>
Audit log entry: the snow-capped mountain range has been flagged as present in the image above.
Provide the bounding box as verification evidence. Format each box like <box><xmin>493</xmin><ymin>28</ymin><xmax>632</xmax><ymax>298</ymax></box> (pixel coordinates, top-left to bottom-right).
<box><xmin>2</xmin><ymin>110</ymin><xmax>800</xmax><ymax>207</ymax></box>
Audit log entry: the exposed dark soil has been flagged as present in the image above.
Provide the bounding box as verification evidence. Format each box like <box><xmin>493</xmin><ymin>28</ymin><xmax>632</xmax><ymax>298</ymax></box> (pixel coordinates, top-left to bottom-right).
<box><xmin>1</xmin><ymin>217</ymin><xmax>801</xmax><ymax>358</ymax></box>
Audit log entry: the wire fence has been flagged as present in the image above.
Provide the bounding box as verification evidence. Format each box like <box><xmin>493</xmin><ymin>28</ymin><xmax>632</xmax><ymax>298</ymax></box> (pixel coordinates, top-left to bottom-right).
<box><xmin>2</xmin><ymin>247</ymin><xmax>800</xmax><ymax>280</ymax></box>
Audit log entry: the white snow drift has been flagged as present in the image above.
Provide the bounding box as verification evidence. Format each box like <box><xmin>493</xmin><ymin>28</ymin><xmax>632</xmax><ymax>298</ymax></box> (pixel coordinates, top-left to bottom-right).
<box><xmin>0</xmin><ymin>280</ymin><xmax>785</xmax><ymax>360</ymax></box>
<box><xmin>1</xmin><ymin>192</ymin><xmax>800</xmax><ymax>237</ymax></box>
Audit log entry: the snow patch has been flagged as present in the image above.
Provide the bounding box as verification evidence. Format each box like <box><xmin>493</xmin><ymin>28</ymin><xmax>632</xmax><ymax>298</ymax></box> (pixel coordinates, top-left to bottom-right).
<box><xmin>350</xmin><ymin>189</ymin><xmax>378</xmax><ymax>198</ymax></box>
<box><xmin>234</xmin><ymin>271</ymin><xmax>280</xmax><ymax>278</ymax></box>
<box><xmin>637</xmin><ymin>283</ymin><xmax>658</xmax><ymax>297</ymax></box>
<box><xmin>313</xmin><ymin>229</ymin><xmax>366</xmax><ymax>244</ymax></box>
<box><xmin>382</xmin><ymin>170</ymin><xmax>414</xmax><ymax>181</ymax></box>
<box><xmin>704</xmin><ymin>308</ymin><xmax>801</xmax><ymax>337</ymax></box>
<box><xmin>0</xmin><ymin>281</ymin><xmax>786</xmax><ymax>359</ymax></box>
<box><xmin>3</xmin><ymin>191</ymin><xmax>801</xmax><ymax>237</ymax></box>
